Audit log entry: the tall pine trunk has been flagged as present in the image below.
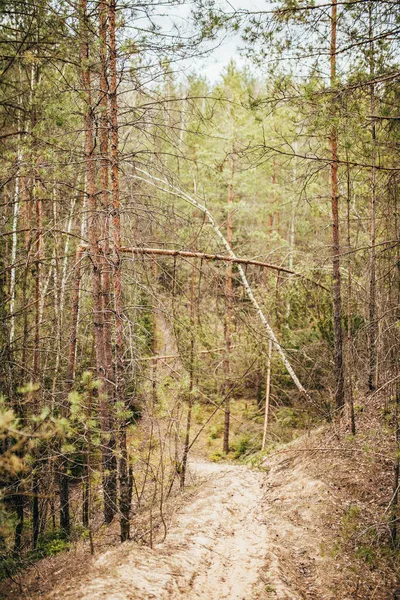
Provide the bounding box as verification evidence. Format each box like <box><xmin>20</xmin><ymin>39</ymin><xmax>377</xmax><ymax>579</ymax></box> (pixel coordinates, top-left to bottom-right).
<box><xmin>99</xmin><ymin>0</ymin><xmax>114</xmax><ymax>396</ymax></box>
<box><xmin>59</xmin><ymin>247</ymin><xmax>83</xmax><ymax>536</ymax></box>
<box><xmin>223</xmin><ymin>150</ymin><xmax>234</xmax><ymax>453</ymax></box>
<box><xmin>368</xmin><ymin>3</ymin><xmax>377</xmax><ymax>391</ymax></box>
<box><xmin>180</xmin><ymin>262</ymin><xmax>195</xmax><ymax>489</ymax></box>
<box><xmin>345</xmin><ymin>151</ymin><xmax>356</xmax><ymax>435</ymax></box>
<box><xmin>390</xmin><ymin>181</ymin><xmax>400</xmax><ymax>544</ymax></box>
<box><xmin>330</xmin><ymin>0</ymin><xmax>345</xmax><ymax>411</ymax></box>
<box><xmin>31</xmin><ymin>61</ymin><xmax>42</xmax><ymax>549</ymax></box>
<box><xmin>80</xmin><ymin>0</ymin><xmax>116</xmax><ymax>525</ymax></box>
<box><xmin>108</xmin><ymin>0</ymin><xmax>130</xmax><ymax>541</ymax></box>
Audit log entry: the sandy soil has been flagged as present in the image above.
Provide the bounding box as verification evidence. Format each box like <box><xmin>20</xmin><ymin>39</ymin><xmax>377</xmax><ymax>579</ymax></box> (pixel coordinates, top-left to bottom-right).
<box><xmin>15</xmin><ymin>450</ymin><xmax>341</xmax><ymax>600</ymax></box>
<box><xmin>36</xmin><ymin>460</ymin><xmax>268</xmax><ymax>599</ymax></box>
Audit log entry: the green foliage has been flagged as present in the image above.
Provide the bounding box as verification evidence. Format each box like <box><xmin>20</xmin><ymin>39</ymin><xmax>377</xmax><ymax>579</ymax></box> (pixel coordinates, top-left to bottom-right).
<box><xmin>232</xmin><ymin>433</ymin><xmax>259</xmax><ymax>459</ymax></box>
<box><xmin>35</xmin><ymin>530</ymin><xmax>70</xmax><ymax>558</ymax></box>
<box><xmin>58</xmin><ymin>374</ymin><xmax>103</xmax><ymax>479</ymax></box>
<box><xmin>209</xmin><ymin>424</ymin><xmax>224</xmax><ymax>440</ymax></box>
<box><xmin>0</xmin><ymin>553</ymin><xmax>20</xmax><ymax>582</ymax></box>
<box><xmin>274</xmin><ymin>407</ymin><xmax>300</xmax><ymax>429</ymax></box>
<box><xmin>1</xmin><ymin>0</ymin><xmax>399</xmax><ymax>589</ymax></box>
<box><xmin>209</xmin><ymin>451</ymin><xmax>226</xmax><ymax>462</ymax></box>
<box><xmin>192</xmin><ymin>402</ymin><xmax>206</xmax><ymax>425</ymax></box>
<box><xmin>354</xmin><ymin>545</ymin><xmax>376</xmax><ymax>565</ymax></box>
<box><xmin>342</xmin><ymin>504</ymin><xmax>361</xmax><ymax>537</ymax></box>
<box><xmin>334</xmin><ymin>503</ymin><xmax>399</xmax><ymax>570</ymax></box>
<box><xmin>0</xmin><ymin>528</ymin><xmax>70</xmax><ymax>581</ymax></box>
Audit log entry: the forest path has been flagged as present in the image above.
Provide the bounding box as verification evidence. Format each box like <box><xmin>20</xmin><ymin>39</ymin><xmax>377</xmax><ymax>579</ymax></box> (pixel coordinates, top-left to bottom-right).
<box><xmin>38</xmin><ymin>451</ymin><xmax>334</xmax><ymax>600</ymax></box>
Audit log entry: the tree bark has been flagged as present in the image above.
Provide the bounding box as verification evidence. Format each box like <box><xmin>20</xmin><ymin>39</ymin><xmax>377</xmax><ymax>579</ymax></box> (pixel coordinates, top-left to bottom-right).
<box><xmin>152</xmin><ymin>258</ymin><xmax>158</xmax><ymax>404</ymax></box>
<box><xmin>108</xmin><ymin>0</ymin><xmax>130</xmax><ymax>541</ymax></box>
<box><xmin>223</xmin><ymin>151</ymin><xmax>234</xmax><ymax>454</ymax></box>
<box><xmin>180</xmin><ymin>262</ymin><xmax>195</xmax><ymax>489</ymax></box>
<box><xmin>285</xmin><ymin>143</ymin><xmax>297</xmax><ymax>322</ymax></box>
<box><xmin>31</xmin><ymin>61</ymin><xmax>41</xmax><ymax>549</ymax></box>
<box><xmin>59</xmin><ymin>247</ymin><xmax>83</xmax><ymax>536</ymax></box>
<box><xmin>345</xmin><ymin>150</ymin><xmax>356</xmax><ymax>435</ymax></box>
<box><xmin>330</xmin><ymin>0</ymin><xmax>345</xmax><ymax>411</ymax></box>
<box><xmin>99</xmin><ymin>0</ymin><xmax>114</xmax><ymax>397</ymax></box>
<box><xmin>10</xmin><ymin>135</ymin><xmax>24</xmax><ymax>553</ymax></box>
<box><xmin>368</xmin><ymin>3</ymin><xmax>377</xmax><ymax>391</ymax></box>
<box><xmin>261</xmin><ymin>339</ymin><xmax>272</xmax><ymax>451</ymax></box>
<box><xmin>80</xmin><ymin>0</ymin><xmax>116</xmax><ymax>525</ymax></box>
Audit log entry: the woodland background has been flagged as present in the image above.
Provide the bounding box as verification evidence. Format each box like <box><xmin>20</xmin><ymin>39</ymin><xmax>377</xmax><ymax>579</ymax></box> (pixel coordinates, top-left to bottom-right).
<box><xmin>0</xmin><ymin>0</ymin><xmax>400</xmax><ymax>587</ymax></box>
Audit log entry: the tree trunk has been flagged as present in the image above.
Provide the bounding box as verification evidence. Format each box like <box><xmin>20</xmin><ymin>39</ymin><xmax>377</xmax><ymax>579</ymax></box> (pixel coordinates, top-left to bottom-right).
<box><xmin>108</xmin><ymin>0</ymin><xmax>130</xmax><ymax>541</ymax></box>
<box><xmin>223</xmin><ymin>151</ymin><xmax>234</xmax><ymax>454</ymax></box>
<box><xmin>368</xmin><ymin>4</ymin><xmax>377</xmax><ymax>391</ymax></box>
<box><xmin>9</xmin><ymin>157</ymin><xmax>20</xmax><ymax>348</ymax></box>
<box><xmin>180</xmin><ymin>262</ymin><xmax>195</xmax><ymax>489</ymax></box>
<box><xmin>100</xmin><ymin>0</ymin><xmax>118</xmax><ymax>523</ymax></box>
<box><xmin>345</xmin><ymin>151</ymin><xmax>356</xmax><ymax>435</ymax></box>
<box><xmin>99</xmin><ymin>0</ymin><xmax>114</xmax><ymax>398</ymax></box>
<box><xmin>59</xmin><ymin>247</ymin><xmax>83</xmax><ymax>537</ymax></box>
<box><xmin>152</xmin><ymin>258</ymin><xmax>158</xmax><ymax>404</ymax></box>
<box><xmin>21</xmin><ymin>180</ymin><xmax>30</xmax><ymax>383</ymax></box>
<box><xmin>80</xmin><ymin>0</ymin><xmax>116</xmax><ymax>525</ymax></box>
<box><xmin>285</xmin><ymin>143</ymin><xmax>297</xmax><ymax>323</ymax></box>
<box><xmin>32</xmin><ymin>61</ymin><xmax>42</xmax><ymax>548</ymax></box>
<box><xmin>391</xmin><ymin>380</ymin><xmax>400</xmax><ymax>545</ymax></box>
<box><xmin>261</xmin><ymin>339</ymin><xmax>272</xmax><ymax>451</ymax></box>
<box><xmin>83</xmin><ymin>340</ymin><xmax>95</xmax><ymax>552</ymax></box>
<box><xmin>391</xmin><ymin>182</ymin><xmax>400</xmax><ymax>545</ymax></box>
<box><xmin>330</xmin><ymin>0</ymin><xmax>345</xmax><ymax>411</ymax></box>
<box><xmin>13</xmin><ymin>491</ymin><xmax>24</xmax><ymax>555</ymax></box>
<box><xmin>10</xmin><ymin>130</ymin><xmax>24</xmax><ymax>553</ymax></box>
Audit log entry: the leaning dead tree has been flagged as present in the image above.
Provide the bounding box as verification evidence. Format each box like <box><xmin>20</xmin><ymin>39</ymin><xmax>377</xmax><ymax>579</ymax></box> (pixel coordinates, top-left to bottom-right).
<box><xmin>130</xmin><ymin>169</ymin><xmax>312</xmax><ymax>400</ymax></box>
<box><xmin>75</xmin><ymin>234</ymin><xmax>315</xmax><ymax>401</ymax></box>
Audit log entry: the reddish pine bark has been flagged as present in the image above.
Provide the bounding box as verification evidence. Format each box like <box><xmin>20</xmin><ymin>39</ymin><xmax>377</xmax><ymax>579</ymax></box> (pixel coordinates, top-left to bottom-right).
<box><xmin>80</xmin><ymin>0</ymin><xmax>116</xmax><ymax>524</ymax></box>
<box><xmin>109</xmin><ymin>0</ymin><xmax>130</xmax><ymax>541</ymax></box>
<box><xmin>99</xmin><ymin>0</ymin><xmax>114</xmax><ymax>393</ymax></box>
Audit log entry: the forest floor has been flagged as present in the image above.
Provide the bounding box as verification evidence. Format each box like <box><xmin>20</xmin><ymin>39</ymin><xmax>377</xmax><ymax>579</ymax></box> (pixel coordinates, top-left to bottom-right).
<box><xmin>4</xmin><ymin>421</ymin><xmax>398</xmax><ymax>600</ymax></box>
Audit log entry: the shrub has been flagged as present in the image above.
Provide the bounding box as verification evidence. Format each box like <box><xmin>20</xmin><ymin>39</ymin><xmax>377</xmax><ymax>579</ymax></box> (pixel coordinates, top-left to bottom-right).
<box><xmin>232</xmin><ymin>433</ymin><xmax>260</xmax><ymax>459</ymax></box>
<box><xmin>35</xmin><ymin>530</ymin><xmax>70</xmax><ymax>558</ymax></box>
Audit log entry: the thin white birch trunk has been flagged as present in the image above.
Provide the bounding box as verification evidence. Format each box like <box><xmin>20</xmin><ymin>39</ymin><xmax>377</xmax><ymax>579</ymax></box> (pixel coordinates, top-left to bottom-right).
<box><xmin>10</xmin><ymin>154</ymin><xmax>21</xmax><ymax>345</ymax></box>
<box><xmin>52</xmin><ymin>194</ymin><xmax>76</xmax><ymax>393</ymax></box>
<box><xmin>60</xmin><ymin>198</ymin><xmax>77</xmax><ymax>313</ymax></box>
<box><xmin>262</xmin><ymin>339</ymin><xmax>273</xmax><ymax>451</ymax></box>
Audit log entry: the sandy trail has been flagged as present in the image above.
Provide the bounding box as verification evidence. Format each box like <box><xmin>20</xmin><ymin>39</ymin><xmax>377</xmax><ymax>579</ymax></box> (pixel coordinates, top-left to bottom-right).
<box><xmin>42</xmin><ymin>460</ymin><xmax>269</xmax><ymax>600</ymax></box>
<box><xmin>26</xmin><ymin>450</ymin><xmax>337</xmax><ymax>600</ymax></box>
<box><xmin>5</xmin><ymin>434</ymin><xmax>393</xmax><ymax>600</ymax></box>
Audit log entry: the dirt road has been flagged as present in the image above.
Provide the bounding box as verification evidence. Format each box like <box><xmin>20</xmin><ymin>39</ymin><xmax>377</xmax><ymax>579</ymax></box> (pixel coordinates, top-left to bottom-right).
<box><xmin>41</xmin><ymin>461</ymin><xmax>269</xmax><ymax>599</ymax></box>
<box><xmin>21</xmin><ymin>452</ymin><xmax>339</xmax><ymax>600</ymax></box>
